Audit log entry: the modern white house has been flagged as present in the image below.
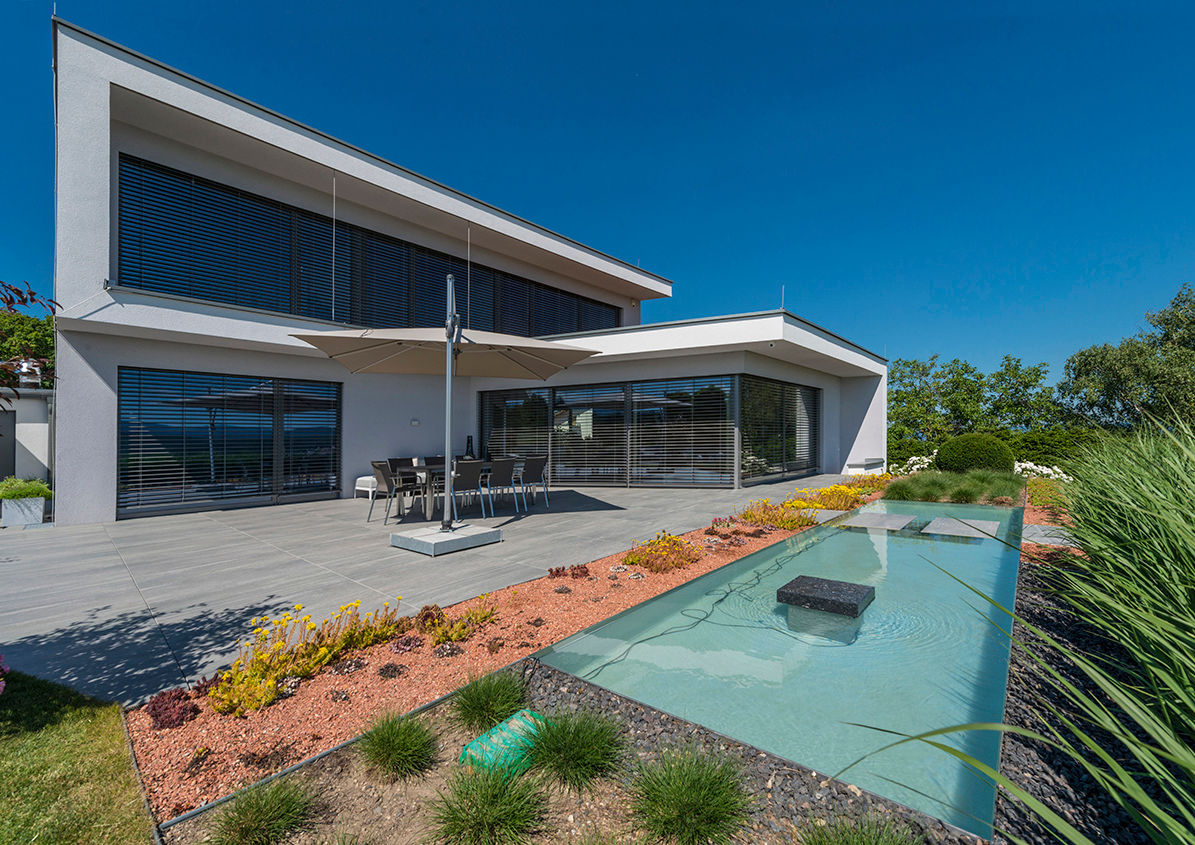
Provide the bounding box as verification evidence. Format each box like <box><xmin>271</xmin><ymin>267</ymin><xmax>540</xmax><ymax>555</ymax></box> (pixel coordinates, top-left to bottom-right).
<box><xmin>50</xmin><ymin>19</ymin><xmax>886</xmax><ymax>527</ymax></box>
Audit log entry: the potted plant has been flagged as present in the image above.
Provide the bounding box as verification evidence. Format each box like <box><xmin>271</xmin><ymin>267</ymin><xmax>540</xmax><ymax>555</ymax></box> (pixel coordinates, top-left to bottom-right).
<box><xmin>0</xmin><ymin>477</ymin><xmax>53</xmax><ymax>528</ymax></box>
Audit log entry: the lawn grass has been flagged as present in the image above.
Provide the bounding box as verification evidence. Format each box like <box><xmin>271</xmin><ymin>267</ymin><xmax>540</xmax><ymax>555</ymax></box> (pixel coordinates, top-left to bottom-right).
<box><xmin>883</xmin><ymin>469</ymin><xmax>1024</xmax><ymax>504</ymax></box>
<box><xmin>0</xmin><ymin>671</ymin><xmax>152</xmax><ymax>844</ymax></box>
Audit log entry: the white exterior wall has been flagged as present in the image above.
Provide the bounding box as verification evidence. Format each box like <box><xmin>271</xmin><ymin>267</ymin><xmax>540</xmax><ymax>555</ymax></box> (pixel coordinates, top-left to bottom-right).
<box><xmin>13</xmin><ymin>394</ymin><xmax>52</xmax><ymax>481</ymax></box>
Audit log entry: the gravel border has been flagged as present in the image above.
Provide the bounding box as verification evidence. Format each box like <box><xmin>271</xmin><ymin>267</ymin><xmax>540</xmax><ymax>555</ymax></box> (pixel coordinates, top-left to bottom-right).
<box><xmin>992</xmin><ymin>550</ymin><xmax>1151</xmax><ymax>844</ymax></box>
<box><xmin>520</xmin><ymin>658</ymin><xmax>985</xmax><ymax>844</ymax></box>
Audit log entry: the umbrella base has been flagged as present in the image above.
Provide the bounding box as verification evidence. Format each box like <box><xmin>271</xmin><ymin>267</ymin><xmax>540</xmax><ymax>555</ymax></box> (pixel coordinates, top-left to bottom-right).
<box><xmin>389</xmin><ymin>523</ymin><xmax>502</xmax><ymax>557</ymax></box>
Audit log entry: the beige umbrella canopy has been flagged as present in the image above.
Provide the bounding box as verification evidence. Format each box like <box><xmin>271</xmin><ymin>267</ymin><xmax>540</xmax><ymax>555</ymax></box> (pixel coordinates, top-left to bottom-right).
<box><xmin>291</xmin><ymin>326</ymin><xmax>596</xmax><ymax>380</ymax></box>
<box><xmin>292</xmin><ymin>275</ymin><xmax>597</xmax><ymax>534</ymax></box>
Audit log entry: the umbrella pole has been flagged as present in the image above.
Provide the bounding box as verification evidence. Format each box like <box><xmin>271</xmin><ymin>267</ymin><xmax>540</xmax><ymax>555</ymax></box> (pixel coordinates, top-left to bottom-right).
<box><xmin>441</xmin><ymin>274</ymin><xmax>458</xmax><ymax>532</ymax></box>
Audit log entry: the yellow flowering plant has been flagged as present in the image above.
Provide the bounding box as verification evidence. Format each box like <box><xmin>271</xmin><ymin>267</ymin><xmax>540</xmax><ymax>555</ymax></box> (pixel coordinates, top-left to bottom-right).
<box><xmin>623</xmin><ymin>530</ymin><xmax>702</xmax><ymax>573</ymax></box>
<box><xmin>736</xmin><ymin>497</ymin><xmax>817</xmax><ymax>530</ymax></box>
<box><xmin>209</xmin><ymin>597</ymin><xmax>409</xmax><ymax>716</ymax></box>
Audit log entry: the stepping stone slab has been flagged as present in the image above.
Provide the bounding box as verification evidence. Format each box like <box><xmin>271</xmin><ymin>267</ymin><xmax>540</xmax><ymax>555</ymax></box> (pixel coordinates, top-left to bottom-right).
<box><xmin>777</xmin><ymin>575</ymin><xmax>875</xmax><ymax>618</ymax></box>
<box><xmin>839</xmin><ymin>512</ymin><xmax>915</xmax><ymax>531</ymax></box>
<box><xmin>812</xmin><ymin>509</ymin><xmax>848</xmax><ymax>523</ymax></box>
<box><xmin>1021</xmin><ymin>524</ymin><xmax>1076</xmax><ymax>547</ymax></box>
<box><xmin>920</xmin><ymin>517</ymin><xmax>1001</xmax><ymax>539</ymax></box>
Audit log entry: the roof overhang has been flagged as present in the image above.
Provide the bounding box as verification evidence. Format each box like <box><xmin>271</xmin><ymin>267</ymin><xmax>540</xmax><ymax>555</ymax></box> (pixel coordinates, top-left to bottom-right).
<box><xmin>54</xmin><ymin>18</ymin><xmax>673</xmax><ymax>304</ymax></box>
<box><xmin>547</xmin><ymin>311</ymin><xmax>886</xmax><ymax>378</ymax></box>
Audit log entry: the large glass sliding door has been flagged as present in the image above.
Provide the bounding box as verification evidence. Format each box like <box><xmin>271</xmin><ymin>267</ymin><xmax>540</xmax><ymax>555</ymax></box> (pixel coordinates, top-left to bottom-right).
<box><xmin>479</xmin><ymin>376</ymin><xmax>736</xmax><ymax>488</ymax></box>
<box><xmin>739</xmin><ymin>375</ymin><xmax>821</xmax><ymax>483</ymax></box>
<box><xmin>117</xmin><ymin>367</ymin><xmax>341</xmax><ymax>517</ymax></box>
<box><xmin>551</xmin><ymin>384</ymin><xmax>628</xmax><ymax>485</ymax></box>
<box><xmin>630</xmin><ymin>377</ymin><xmax>734</xmax><ymax>485</ymax></box>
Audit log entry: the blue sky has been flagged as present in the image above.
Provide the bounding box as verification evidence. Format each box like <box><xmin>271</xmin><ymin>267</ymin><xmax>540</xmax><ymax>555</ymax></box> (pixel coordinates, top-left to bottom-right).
<box><xmin>3</xmin><ymin>1</ymin><xmax>1193</xmax><ymax>382</ymax></box>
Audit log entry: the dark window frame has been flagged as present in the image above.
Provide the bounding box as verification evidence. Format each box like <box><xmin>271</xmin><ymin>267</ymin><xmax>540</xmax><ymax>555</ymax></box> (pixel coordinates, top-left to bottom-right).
<box><xmin>116</xmin><ymin>365</ymin><xmax>343</xmax><ymax>518</ymax></box>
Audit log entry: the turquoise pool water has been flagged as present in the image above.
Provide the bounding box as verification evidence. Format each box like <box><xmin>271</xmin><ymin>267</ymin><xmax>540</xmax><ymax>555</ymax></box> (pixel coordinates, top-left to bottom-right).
<box><xmin>538</xmin><ymin>501</ymin><xmax>1023</xmax><ymax>837</ymax></box>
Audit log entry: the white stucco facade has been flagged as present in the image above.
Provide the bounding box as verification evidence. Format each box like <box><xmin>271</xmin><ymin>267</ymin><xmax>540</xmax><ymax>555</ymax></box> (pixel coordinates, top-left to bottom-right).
<box><xmin>50</xmin><ymin>19</ymin><xmax>886</xmax><ymax>526</ymax></box>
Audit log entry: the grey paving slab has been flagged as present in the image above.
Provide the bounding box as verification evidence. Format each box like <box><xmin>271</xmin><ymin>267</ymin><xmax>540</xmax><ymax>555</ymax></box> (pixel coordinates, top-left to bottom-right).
<box><xmin>921</xmin><ymin>517</ymin><xmax>1002</xmax><ymax>539</ymax></box>
<box><xmin>1022</xmin><ymin>524</ymin><xmax>1076</xmax><ymax>547</ymax></box>
<box><xmin>1</xmin><ymin>474</ymin><xmax>847</xmax><ymax>704</ymax></box>
<box><xmin>840</xmin><ymin>512</ymin><xmax>916</xmax><ymax>531</ymax></box>
<box><xmin>812</xmin><ymin>509</ymin><xmax>849</xmax><ymax>523</ymax></box>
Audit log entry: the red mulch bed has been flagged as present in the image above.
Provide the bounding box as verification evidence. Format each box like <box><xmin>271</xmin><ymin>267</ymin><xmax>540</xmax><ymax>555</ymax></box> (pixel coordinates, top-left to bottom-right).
<box><xmin>128</xmin><ymin>522</ymin><xmax>813</xmax><ymax>820</ymax></box>
<box><xmin>1024</xmin><ymin>501</ymin><xmax>1071</xmax><ymax>527</ymax></box>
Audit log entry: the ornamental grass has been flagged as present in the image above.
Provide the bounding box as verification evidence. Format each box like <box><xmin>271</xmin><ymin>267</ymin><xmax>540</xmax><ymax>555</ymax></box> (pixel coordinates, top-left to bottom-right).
<box><xmin>628</xmin><ymin>748</ymin><xmax>751</xmax><ymax>845</ymax></box>
<box><xmin>623</xmin><ymin>531</ymin><xmax>703</xmax><ymax>573</ymax></box>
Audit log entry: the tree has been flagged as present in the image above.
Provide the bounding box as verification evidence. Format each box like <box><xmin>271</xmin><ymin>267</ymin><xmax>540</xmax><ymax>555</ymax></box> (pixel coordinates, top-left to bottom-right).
<box><xmin>1</xmin><ymin>280</ymin><xmax>57</xmax><ymax>407</ymax></box>
<box><xmin>887</xmin><ymin>356</ymin><xmax>948</xmax><ymax>443</ymax></box>
<box><xmin>937</xmin><ymin>358</ymin><xmax>991</xmax><ymax>435</ymax></box>
<box><xmin>1058</xmin><ymin>283</ymin><xmax>1195</xmax><ymax>427</ymax></box>
<box><xmin>987</xmin><ymin>355</ymin><xmax>1058</xmax><ymax>430</ymax></box>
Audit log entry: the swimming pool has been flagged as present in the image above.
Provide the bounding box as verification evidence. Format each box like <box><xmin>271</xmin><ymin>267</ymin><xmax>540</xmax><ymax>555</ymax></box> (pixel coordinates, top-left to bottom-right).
<box><xmin>538</xmin><ymin>500</ymin><xmax>1023</xmax><ymax>837</ymax></box>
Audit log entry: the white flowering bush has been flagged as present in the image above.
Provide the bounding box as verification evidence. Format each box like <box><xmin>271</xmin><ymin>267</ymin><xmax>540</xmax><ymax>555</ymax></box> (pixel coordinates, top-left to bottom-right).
<box><xmin>1015</xmin><ymin>461</ymin><xmax>1073</xmax><ymax>483</ymax></box>
<box><xmin>892</xmin><ymin>451</ymin><xmax>937</xmax><ymax>476</ymax></box>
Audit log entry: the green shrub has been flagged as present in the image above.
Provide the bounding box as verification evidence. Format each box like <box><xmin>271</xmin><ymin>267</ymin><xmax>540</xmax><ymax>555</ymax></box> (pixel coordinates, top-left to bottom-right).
<box><xmin>430</xmin><ymin>766</ymin><xmax>546</xmax><ymax>845</ymax></box>
<box><xmin>357</xmin><ymin>713</ymin><xmax>437</xmax><ymax>779</ymax></box>
<box><xmin>799</xmin><ymin>815</ymin><xmax>921</xmax><ymax>845</ymax></box>
<box><xmin>934</xmin><ymin>433</ymin><xmax>1014</xmax><ymax>473</ymax></box>
<box><xmin>452</xmin><ymin>672</ymin><xmax>526</xmax><ymax>734</ymax></box>
<box><xmin>628</xmin><ymin>749</ymin><xmax>751</xmax><ymax>845</ymax></box>
<box><xmin>526</xmin><ymin>710</ymin><xmax>624</xmax><ymax>793</ymax></box>
<box><xmin>212</xmin><ymin>778</ymin><xmax>314</xmax><ymax>845</ymax></box>
<box><xmin>0</xmin><ymin>477</ymin><xmax>53</xmax><ymax>500</ymax></box>
<box><xmin>1005</xmin><ymin>427</ymin><xmax>1102</xmax><ymax>468</ymax></box>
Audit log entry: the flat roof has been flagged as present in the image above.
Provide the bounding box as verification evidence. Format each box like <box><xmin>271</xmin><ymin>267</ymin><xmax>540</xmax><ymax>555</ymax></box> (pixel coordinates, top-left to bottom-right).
<box><xmin>52</xmin><ymin>17</ymin><xmax>673</xmax><ymax>291</ymax></box>
<box><xmin>546</xmin><ymin>309</ymin><xmax>887</xmax><ymax>363</ymax></box>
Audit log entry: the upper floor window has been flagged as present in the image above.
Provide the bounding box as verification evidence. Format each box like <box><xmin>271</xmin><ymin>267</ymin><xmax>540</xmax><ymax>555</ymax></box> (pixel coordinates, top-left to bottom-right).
<box><xmin>116</xmin><ymin>155</ymin><xmax>621</xmax><ymax>336</ymax></box>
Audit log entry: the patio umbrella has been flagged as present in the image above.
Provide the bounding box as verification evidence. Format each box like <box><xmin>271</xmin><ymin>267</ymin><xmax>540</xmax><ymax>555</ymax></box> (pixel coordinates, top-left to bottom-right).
<box><xmin>292</xmin><ymin>274</ymin><xmax>597</xmax><ymax>532</ymax></box>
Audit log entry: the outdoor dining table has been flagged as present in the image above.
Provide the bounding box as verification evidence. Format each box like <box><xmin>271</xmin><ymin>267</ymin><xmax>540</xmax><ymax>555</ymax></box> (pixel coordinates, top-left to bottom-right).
<box><xmin>413</xmin><ymin>461</ymin><xmax>507</xmax><ymax>521</ymax></box>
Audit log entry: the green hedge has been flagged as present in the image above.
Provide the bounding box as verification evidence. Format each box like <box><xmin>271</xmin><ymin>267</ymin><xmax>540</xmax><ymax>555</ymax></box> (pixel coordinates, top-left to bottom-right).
<box><xmin>1003</xmin><ymin>428</ymin><xmax>1102</xmax><ymax>468</ymax></box>
<box><xmin>888</xmin><ymin>428</ymin><xmax>1102</xmax><ymax>469</ymax></box>
<box><xmin>935</xmin><ymin>433</ymin><xmax>1015</xmax><ymax>473</ymax></box>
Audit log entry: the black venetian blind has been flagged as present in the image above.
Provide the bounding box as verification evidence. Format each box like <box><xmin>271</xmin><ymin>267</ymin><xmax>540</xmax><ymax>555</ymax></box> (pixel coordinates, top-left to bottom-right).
<box><xmin>117</xmin><ymin>154</ymin><xmax>621</xmax><ymax>336</ymax></box>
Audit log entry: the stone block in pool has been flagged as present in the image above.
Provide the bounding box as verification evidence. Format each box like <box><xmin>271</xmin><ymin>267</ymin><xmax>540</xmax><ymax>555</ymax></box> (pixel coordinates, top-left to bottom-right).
<box><xmin>777</xmin><ymin>575</ymin><xmax>875</xmax><ymax>618</ymax></box>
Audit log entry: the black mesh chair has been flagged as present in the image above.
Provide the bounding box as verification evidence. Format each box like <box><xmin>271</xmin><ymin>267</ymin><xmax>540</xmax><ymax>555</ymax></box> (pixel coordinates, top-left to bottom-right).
<box><xmin>386</xmin><ymin>458</ymin><xmax>422</xmax><ymax>517</ymax></box>
<box><xmin>367</xmin><ymin>460</ymin><xmax>400</xmax><ymax>524</ymax></box>
<box><xmin>450</xmin><ymin>459</ymin><xmax>488</xmax><ymax>521</ymax></box>
<box><xmin>484</xmin><ymin>457</ymin><xmax>525</xmax><ymax>513</ymax></box>
<box><xmin>514</xmin><ymin>455</ymin><xmax>549</xmax><ymax>508</ymax></box>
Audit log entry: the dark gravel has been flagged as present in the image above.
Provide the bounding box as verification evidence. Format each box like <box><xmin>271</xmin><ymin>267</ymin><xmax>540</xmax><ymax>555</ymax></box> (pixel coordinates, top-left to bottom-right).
<box><xmin>992</xmin><ymin>550</ymin><xmax>1151</xmax><ymax>845</ymax></box>
<box><xmin>520</xmin><ymin>659</ymin><xmax>983</xmax><ymax>844</ymax></box>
